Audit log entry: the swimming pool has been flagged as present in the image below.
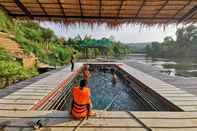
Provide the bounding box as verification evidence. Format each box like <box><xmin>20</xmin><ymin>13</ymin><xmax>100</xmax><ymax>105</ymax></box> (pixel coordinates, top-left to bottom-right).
<box><xmin>39</xmin><ymin>64</ymin><xmax>181</xmax><ymax>111</ymax></box>
<box><xmin>88</xmin><ymin>71</ymin><xmax>153</xmax><ymax>111</ymax></box>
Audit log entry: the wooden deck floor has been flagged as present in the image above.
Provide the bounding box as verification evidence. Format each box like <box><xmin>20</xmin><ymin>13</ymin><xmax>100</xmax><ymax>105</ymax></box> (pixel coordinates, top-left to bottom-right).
<box><xmin>0</xmin><ymin>62</ymin><xmax>197</xmax><ymax>111</ymax></box>
<box><xmin>0</xmin><ymin>111</ymin><xmax>197</xmax><ymax>131</ymax></box>
<box><xmin>0</xmin><ymin>62</ymin><xmax>197</xmax><ymax>130</ymax></box>
<box><xmin>125</xmin><ymin>61</ymin><xmax>197</xmax><ymax>98</ymax></box>
<box><xmin>119</xmin><ymin>64</ymin><xmax>197</xmax><ymax>112</ymax></box>
<box><xmin>0</xmin><ymin>63</ymin><xmax>83</xmax><ymax>111</ymax></box>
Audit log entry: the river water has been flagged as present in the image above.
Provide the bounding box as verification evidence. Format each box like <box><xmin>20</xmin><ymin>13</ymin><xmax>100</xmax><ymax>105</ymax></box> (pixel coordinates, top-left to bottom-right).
<box><xmin>122</xmin><ymin>54</ymin><xmax>197</xmax><ymax>78</ymax></box>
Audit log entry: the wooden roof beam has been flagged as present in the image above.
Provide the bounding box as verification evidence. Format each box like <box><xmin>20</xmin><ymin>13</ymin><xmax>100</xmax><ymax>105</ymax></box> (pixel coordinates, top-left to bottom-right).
<box><xmin>99</xmin><ymin>0</ymin><xmax>102</xmax><ymax>17</ymax></box>
<box><xmin>78</xmin><ymin>0</ymin><xmax>83</xmax><ymax>16</ymax></box>
<box><xmin>166</xmin><ymin>0</ymin><xmax>191</xmax><ymax>23</ymax></box>
<box><xmin>11</xmin><ymin>14</ymin><xmax>197</xmax><ymax>21</ymax></box>
<box><xmin>0</xmin><ymin>1</ymin><xmax>192</xmax><ymax>6</ymax></box>
<box><xmin>57</xmin><ymin>0</ymin><xmax>66</xmax><ymax>17</ymax></box>
<box><xmin>178</xmin><ymin>5</ymin><xmax>197</xmax><ymax>23</ymax></box>
<box><xmin>135</xmin><ymin>0</ymin><xmax>145</xmax><ymax>18</ymax></box>
<box><xmin>152</xmin><ymin>0</ymin><xmax>169</xmax><ymax>18</ymax></box>
<box><xmin>117</xmin><ymin>0</ymin><xmax>124</xmax><ymax>17</ymax></box>
<box><xmin>0</xmin><ymin>3</ymin><xmax>11</xmax><ymax>15</ymax></box>
<box><xmin>36</xmin><ymin>0</ymin><xmax>47</xmax><ymax>16</ymax></box>
<box><xmin>14</xmin><ymin>0</ymin><xmax>33</xmax><ymax>19</ymax></box>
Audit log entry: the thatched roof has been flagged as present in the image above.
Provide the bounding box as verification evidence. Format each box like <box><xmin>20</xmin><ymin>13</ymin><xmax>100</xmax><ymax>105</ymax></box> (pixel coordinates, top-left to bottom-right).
<box><xmin>0</xmin><ymin>0</ymin><xmax>197</xmax><ymax>27</ymax></box>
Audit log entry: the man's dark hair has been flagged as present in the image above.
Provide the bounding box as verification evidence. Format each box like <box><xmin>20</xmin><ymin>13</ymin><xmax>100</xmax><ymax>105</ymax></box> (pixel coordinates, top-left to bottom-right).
<box><xmin>80</xmin><ymin>79</ymin><xmax>87</xmax><ymax>88</ymax></box>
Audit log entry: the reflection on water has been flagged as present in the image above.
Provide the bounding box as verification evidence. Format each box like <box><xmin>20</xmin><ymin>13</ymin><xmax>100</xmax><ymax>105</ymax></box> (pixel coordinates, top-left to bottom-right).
<box><xmin>124</xmin><ymin>54</ymin><xmax>197</xmax><ymax>77</ymax></box>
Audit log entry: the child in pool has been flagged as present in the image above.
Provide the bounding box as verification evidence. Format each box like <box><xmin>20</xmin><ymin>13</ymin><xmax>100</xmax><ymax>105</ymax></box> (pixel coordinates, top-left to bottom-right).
<box><xmin>111</xmin><ymin>69</ymin><xmax>117</xmax><ymax>84</ymax></box>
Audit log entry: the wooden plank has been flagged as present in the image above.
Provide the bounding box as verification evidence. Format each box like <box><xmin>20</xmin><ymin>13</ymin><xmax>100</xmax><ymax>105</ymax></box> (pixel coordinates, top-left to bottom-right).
<box><xmin>94</xmin><ymin>111</ymin><xmax>131</xmax><ymax>118</ymax></box>
<box><xmin>3</xmin><ymin>95</ymin><xmax>43</xmax><ymax>100</ymax></box>
<box><xmin>0</xmin><ymin>111</ymin><xmax>69</xmax><ymax>118</ymax></box>
<box><xmin>81</xmin><ymin>118</ymin><xmax>141</xmax><ymax>127</ymax></box>
<box><xmin>141</xmin><ymin>119</ymin><xmax>197</xmax><ymax>128</ymax></box>
<box><xmin>0</xmin><ymin>99</ymin><xmax>36</xmax><ymax>104</ymax></box>
<box><xmin>155</xmin><ymin>90</ymin><xmax>187</xmax><ymax>94</ymax></box>
<box><xmin>0</xmin><ymin>104</ymin><xmax>29</xmax><ymax>110</ymax></box>
<box><xmin>160</xmin><ymin>93</ymin><xmax>194</xmax><ymax>97</ymax></box>
<box><xmin>0</xmin><ymin>118</ymin><xmax>79</xmax><ymax>127</ymax></box>
<box><xmin>78</xmin><ymin>128</ymin><xmax>147</xmax><ymax>131</ymax></box>
<box><xmin>4</xmin><ymin>127</ymin><xmax>74</xmax><ymax>131</ymax></box>
<box><xmin>152</xmin><ymin>88</ymin><xmax>180</xmax><ymax>91</ymax></box>
<box><xmin>173</xmin><ymin>101</ymin><xmax>197</xmax><ymax>106</ymax></box>
<box><xmin>152</xmin><ymin>128</ymin><xmax>197</xmax><ymax>131</ymax></box>
<box><xmin>166</xmin><ymin>96</ymin><xmax>197</xmax><ymax>101</ymax></box>
<box><xmin>11</xmin><ymin>92</ymin><xmax>48</xmax><ymax>96</ymax></box>
<box><xmin>179</xmin><ymin>106</ymin><xmax>197</xmax><ymax>111</ymax></box>
<box><xmin>12</xmin><ymin>90</ymin><xmax>50</xmax><ymax>93</ymax></box>
<box><xmin>133</xmin><ymin>112</ymin><xmax>197</xmax><ymax>119</ymax></box>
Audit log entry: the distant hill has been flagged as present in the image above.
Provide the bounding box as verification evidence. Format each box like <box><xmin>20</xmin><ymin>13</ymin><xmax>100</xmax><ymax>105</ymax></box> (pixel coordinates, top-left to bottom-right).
<box><xmin>126</xmin><ymin>42</ymin><xmax>153</xmax><ymax>53</ymax></box>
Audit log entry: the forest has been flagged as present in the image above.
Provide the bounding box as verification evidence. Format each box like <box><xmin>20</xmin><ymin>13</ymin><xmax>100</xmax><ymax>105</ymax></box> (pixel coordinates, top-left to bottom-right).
<box><xmin>145</xmin><ymin>25</ymin><xmax>197</xmax><ymax>58</ymax></box>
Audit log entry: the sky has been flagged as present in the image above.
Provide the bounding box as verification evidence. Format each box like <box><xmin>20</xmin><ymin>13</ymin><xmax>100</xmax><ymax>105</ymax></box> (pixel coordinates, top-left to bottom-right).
<box><xmin>40</xmin><ymin>22</ymin><xmax>179</xmax><ymax>43</ymax></box>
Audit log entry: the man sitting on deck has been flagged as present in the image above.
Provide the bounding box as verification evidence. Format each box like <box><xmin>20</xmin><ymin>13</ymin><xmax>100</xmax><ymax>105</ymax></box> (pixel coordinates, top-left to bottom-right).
<box><xmin>71</xmin><ymin>80</ymin><xmax>96</xmax><ymax>119</ymax></box>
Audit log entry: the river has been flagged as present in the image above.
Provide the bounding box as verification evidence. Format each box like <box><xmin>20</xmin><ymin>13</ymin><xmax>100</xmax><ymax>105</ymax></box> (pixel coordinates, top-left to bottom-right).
<box><xmin>121</xmin><ymin>54</ymin><xmax>197</xmax><ymax>78</ymax></box>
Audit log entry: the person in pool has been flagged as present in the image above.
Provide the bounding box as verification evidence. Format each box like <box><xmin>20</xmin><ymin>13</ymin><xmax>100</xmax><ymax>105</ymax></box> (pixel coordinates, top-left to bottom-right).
<box><xmin>83</xmin><ymin>65</ymin><xmax>91</xmax><ymax>80</ymax></box>
<box><xmin>71</xmin><ymin>80</ymin><xmax>96</xmax><ymax>119</ymax></box>
<box><xmin>111</xmin><ymin>69</ymin><xmax>117</xmax><ymax>84</ymax></box>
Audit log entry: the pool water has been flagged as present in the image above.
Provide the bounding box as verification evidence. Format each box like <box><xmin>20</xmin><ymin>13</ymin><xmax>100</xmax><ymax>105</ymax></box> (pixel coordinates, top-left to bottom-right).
<box><xmin>88</xmin><ymin>71</ymin><xmax>153</xmax><ymax>111</ymax></box>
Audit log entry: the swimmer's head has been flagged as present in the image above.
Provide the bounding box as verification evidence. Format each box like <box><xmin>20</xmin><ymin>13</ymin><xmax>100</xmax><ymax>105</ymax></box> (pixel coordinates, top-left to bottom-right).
<box><xmin>84</xmin><ymin>64</ymin><xmax>89</xmax><ymax>70</ymax></box>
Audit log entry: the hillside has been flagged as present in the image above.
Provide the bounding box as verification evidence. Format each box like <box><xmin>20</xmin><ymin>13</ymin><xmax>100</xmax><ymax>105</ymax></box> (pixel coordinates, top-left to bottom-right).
<box><xmin>0</xmin><ymin>9</ymin><xmax>73</xmax><ymax>88</ymax></box>
<box><xmin>0</xmin><ymin>32</ymin><xmax>37</xmax><ymax>69</ymax></box>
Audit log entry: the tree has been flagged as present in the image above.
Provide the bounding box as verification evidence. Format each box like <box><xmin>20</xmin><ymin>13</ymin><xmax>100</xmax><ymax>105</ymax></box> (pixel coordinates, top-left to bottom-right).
<box><xmin>176</xmin><ymin>25</ymin><xmax>197</xmax><ymax>56</ymax></box>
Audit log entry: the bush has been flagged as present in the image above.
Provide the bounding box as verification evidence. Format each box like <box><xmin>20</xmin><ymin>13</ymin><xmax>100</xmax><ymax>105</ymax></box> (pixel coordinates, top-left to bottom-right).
<box><xmin>0</xmin><ymin>10</ymin><xmax>13</xmax><ymax>32</ymax></box>
<box><xmin>0</xmin><ymin>48</ymin><xmax>15</xmax><ymax>61</ymax></box>
<box><xmin>0</xmin><ymin>61</ymin><xmax>38</xmax><ymax>88</ymax></box>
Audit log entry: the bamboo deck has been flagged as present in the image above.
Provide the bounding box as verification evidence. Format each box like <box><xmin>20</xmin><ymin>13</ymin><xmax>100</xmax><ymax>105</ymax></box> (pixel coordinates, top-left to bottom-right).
<box><xmin>119</xmin><ymin>64</ymin><xmax>197</xmax><ymax>112</ymax></box>
<box><xmin>0</xmin><ymin>63</ymin><xmax>83</xmax><ymax>111</ymax></box>
<box><xmin>0</xmin><ymin>111</ymin><xmax>197</xmax><ymax>131</ymax></box>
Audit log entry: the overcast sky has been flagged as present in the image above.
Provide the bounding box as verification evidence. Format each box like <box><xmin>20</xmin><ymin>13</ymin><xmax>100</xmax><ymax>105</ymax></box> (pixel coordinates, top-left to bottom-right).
<box><xmin>40</xmin><ymin>22</ymin><xmax>179</xmax><ymax>43</ymax></box>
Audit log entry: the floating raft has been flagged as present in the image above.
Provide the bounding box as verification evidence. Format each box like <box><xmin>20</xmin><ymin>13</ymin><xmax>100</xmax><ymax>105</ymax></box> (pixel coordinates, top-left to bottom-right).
<box><xmin>0</xmin><ymin>63</ymin><xmax>197</xmax><ymax>130</ymax></box>
<box><xmin>1</xmin><ymin>62</ymin><xmax>197</xmax><ymax>111</ymax></box>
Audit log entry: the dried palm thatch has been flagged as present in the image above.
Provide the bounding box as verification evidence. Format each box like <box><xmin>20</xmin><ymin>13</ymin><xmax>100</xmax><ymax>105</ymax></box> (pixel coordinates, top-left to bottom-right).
<box><xmin>0</xmin><ymin>0</ymin><xmax>197</xmax><ymax>28</ymax></box>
